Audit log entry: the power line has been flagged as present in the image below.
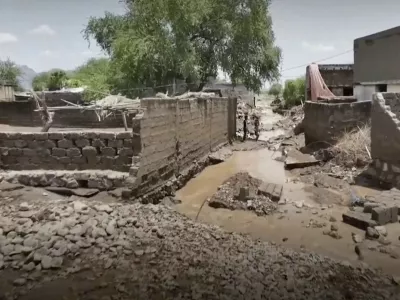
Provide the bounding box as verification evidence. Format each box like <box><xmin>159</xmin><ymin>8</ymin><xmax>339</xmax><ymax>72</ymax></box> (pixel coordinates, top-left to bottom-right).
<box><xmin>281</xmin><ymin>49</ymin><xmax>353</xmax><ymax>72</ymax></box>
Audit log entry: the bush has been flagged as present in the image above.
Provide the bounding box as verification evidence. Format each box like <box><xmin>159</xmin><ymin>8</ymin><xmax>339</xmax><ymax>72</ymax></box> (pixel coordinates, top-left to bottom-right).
<box><xmin>282</xmin><ymin>76</ymin><xmax>305</xmax><ymax>108</ymax></box>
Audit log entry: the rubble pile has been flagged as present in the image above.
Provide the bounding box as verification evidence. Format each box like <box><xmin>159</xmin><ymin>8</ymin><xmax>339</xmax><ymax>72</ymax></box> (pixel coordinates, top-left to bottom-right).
<box><xmin>271</xmin><ymin>105</ymin><xmax>304</xmax><ymax>132</ymax></box>
<box><xmin>0</xmin><ymin>196</ymin><xmax>399</xmax><ymax>299</ymax></box>
<box><xmin>208</xmin><ymin>172</ymin><xmax>278</xmax><ymax>216</ymax></box>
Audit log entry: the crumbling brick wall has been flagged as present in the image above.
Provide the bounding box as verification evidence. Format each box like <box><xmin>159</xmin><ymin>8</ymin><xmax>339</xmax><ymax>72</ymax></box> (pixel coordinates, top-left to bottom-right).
<box><xmin>36</xmin><ymin>91</ymin><xmax>84</xmax><ymax>107</ymax></box>
<box><xmin>134</xmin><ymin>97</ymin><xmax>235</xmax><ymax>192</ymax></box>
<box><xmin>0</xmin><ymin>101</ymin><xmax>136</xmax><ymax>128</ymax></box>
<box><xmin>0</xmin><ymin>131</ymin><xmax>138</xmax><ymax>172</ymax></box>
<box><xmin>303</xmin><ymin>100</ymin><xmax>371</xmax><ymax>145</ymax></box>
<box><xmin>370</xmin><ymin>92</ymin><xmax>400</xmax><ymax>187</ymax></box>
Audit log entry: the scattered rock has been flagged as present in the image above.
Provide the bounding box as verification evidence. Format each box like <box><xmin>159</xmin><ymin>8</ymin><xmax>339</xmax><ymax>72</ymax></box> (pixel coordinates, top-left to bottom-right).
<box><xmin>351</xmin><ymin>233</ymin><xmax>363</xmax><ymax>244</ymax></box>
<box><xmin>13</xmin><ymin>278</ymin><xmax>26</xmax><ymax>286</ymax></box>
<box><xmin>294</xmin><ymin>201</ymin><xmax>304</xmax><ymax>209</ymax></box>
<box><xmin>73</xmin><ymin>201</ymin><xmax>88</xmax><ymax>213</ymax></box>
<box><xmin>329</xmin><ymin>216</ymin><xmax>337</xmax><ymax>222</ymax></box>
<box><xmin>375</xmin><ymin>226</ymin><xmax>387</xmax><ymax>237</ymax></box>
<box><xmin>366</xmin><ymin>227</ymin><xmax>380</xmax><ymax>240</ymax></box>
<box><xmin>95</xmin><ymin>204</ymin><xmax>113</xmax><ymax>213</ymax></box>
<box><xmin>330</xmin><ymin>224</ymin><xmax>339</xmax><ymax>232</ymax></box>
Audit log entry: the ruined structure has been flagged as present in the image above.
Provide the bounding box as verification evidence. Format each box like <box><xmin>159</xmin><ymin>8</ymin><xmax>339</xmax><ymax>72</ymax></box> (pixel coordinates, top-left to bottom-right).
<box><xmin>303</xmin><ymin>99</ymin><xmax>371</xmax><ymax>145</ymax></box>
<box><xmin>0</xmin><ymin>96</ymin><xmax>237</xmax><ymax>200</ymax></box>
<box><xmin>305</xmin><ymin>64</ymin><xmax>353</xmax><ymax>100</ymax></box>
<box><xmin>370</xmin><ymin>92</ymin><xmax>400</xmax><ymax>187</ymax></box>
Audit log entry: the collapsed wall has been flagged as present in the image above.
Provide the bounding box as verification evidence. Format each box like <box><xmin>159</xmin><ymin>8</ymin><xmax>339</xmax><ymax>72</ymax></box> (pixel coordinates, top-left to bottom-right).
<box><xmin>370</xmin><ymin>93</ymin><xmax>400</xmax><ymax>187</ymax></box>
<box><xmin>303</xmin><ymin>100</ymin><xmax>371</xmax><ymax>146</ymax></box>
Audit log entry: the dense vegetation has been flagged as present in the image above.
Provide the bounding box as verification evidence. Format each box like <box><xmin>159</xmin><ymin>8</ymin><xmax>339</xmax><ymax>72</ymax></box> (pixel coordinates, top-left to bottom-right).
<box><xmin>82</xmin><ymin>0</ymin><xmax>281</xmax><ymax>97</ymax></box>
<box><xmin>282</xmin><ymin>76</ymin><xmax>305</xmax><ymax>108</ymax></box>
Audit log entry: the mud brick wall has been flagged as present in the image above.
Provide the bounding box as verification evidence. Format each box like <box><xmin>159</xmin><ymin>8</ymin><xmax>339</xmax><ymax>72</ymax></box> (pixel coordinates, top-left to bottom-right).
<box><xmin>135</xmin><ymin>97</ymin><xmax>235</xmax><ymax>192</ymax></box>
<box><xmin>370</xmin><ymin>93</ymin><xmax>400</xmax><ymax>187</ymax></box>
<box><xmin>36</xmin><ymin>91</ymin><xmax>84</xmax><ymax>107</ymax></box>
<box><xmin>303</xmin><ymin>100</ymin><xmax>371</xmax><ymax>145</ymax></box>
<box><xmin>0</xmin><ymin>101</ymin><xmax>136</xmax><ymax>128</ymax></box>
<box><xmin>135</xmin><ymin>99</ymin><xmax>178</xmax><ymax>186</ymax></box>
<box><xmin>0</xmin><ymin>131</ymin><xmax>138</xmax><ymax>172</ymax></box>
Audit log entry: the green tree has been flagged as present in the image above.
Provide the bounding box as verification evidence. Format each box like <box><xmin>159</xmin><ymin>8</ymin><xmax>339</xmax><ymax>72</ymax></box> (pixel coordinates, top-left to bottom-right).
<box><xmin>47</xmin><ymin>70</ymin><xmax>68</xmax><ymax>91</ymax></box>
<box><xmin>70</xmin><ymin>58</ymin><xmax>111</xmax><ymax>101</ymax></box>
<box><xmin>32</xmin><ymin>72</ymin><xmax>50</xmax><ymax>91</ymax></box>
<box><xmin>282</xmin><ymin>76</ymin><xmax>305</xmax><ymax>108</ymax></box>
<box><xmin>83</xmin><ymin>0</ymin><xmax>281</xmax><ymax>96</ymax></box>
<box><xmin>268</xmin><ymin>83</ymin><xmax>282</xmax><ymax>99</ymax></box>
<box><xmin>0</xmin><ymin>58</ymin><xmax>21</xmax><ymax>88</ymax></box>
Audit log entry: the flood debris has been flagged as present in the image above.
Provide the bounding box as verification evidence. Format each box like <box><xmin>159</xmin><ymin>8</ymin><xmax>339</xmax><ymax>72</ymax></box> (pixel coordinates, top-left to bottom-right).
<box><xmin>284</xmin><ymin>149</ymin><xmax>320</xmax><ymax>170</ymax></box>
<box><xmin>208</xmin><ymin>172</ymin><xmax>277</xmax><ymax>216</ymax></box>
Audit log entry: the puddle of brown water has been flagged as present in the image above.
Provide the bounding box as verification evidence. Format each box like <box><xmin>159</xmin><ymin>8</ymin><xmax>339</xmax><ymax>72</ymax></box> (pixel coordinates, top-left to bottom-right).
<box><xmin>176</xmin><ymin>147</ymin><xmax>400</xmax><ymax>276</ymax></box>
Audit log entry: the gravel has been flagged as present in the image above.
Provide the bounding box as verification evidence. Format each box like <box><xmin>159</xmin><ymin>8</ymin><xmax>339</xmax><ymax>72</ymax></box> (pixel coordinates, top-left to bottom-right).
<box><xmin>0</xmin><ymin>197</ymin><xmax>398</xmax><ymax>299</ymax></box>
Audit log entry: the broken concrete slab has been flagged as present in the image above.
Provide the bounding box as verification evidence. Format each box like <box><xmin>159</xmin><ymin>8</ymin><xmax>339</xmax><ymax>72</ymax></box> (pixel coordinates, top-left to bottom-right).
<box><xmin>258</xmin><ymin>183</ymin><xmax>283</xmax><ymax>202</ymax></box>
<box><xmin>371</xmin><ymin>206</ymin><xmax>397</xmax><ymax>225</ymax></box>
<box><xmin>208</xmin><ymin>149</ymin><xmax>233</xmax><ymax>164</ymax></box>
<box><xmin>108</xmin><ymin>188</ymin><xmax>131</xmax><ymax>199</ymax></box>
<box><xmin>0</xmin><ymin>181</ymin><xmax>24</xmax><ymax>192</ymax></box>
<box><xmin>284</xmin><ymin>149</ymin><xmax>320</xmax><ymax>170</ymax></box>
<box><xmin>45</xmin><ymin>187</ymin><xmax>100</xmax><ymax>198</ymax></box>
<box><xmin>363</xmin><ymin>202</ymin><xmax>380</xmax><ymax>213</ymax></box>
<box><xmin>342</xmin><ymin>211</ymin><xmax>377</xmax><ymax>230</ymax></box>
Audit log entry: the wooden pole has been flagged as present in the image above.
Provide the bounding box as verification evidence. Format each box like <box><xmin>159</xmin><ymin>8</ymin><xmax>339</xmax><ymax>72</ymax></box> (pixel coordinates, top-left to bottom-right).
<box><xmin>122</xmin><ymin>111</ymin><xmax>128</xmax><ymax>131</ymax></box>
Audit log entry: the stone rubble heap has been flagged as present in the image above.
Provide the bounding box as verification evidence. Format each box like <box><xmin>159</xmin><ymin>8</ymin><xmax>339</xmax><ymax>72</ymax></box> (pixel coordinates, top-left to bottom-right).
<box><xmin>208</xmin><ymin>172</ymin><xmax>280</xmax><ymax>216</ymax></box>
<box><xmin>0</xmin><ymin>197</ymin><xmax>399</xmax><ymax>299</ymax></box>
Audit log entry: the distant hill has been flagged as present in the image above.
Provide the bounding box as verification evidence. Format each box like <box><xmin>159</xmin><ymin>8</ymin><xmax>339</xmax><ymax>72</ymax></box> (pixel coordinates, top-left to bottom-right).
<box><xmin>17</xmin><ymin>65</ymin><xmax>37</xmax><ymax>90</ymax></box>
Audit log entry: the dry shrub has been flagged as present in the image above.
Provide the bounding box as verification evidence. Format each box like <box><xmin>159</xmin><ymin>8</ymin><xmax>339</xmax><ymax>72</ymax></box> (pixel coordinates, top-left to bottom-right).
<box><xmin>328</xmin><ymin>125</ymin><xmax>371</xmax><ymax>168</ymax></box>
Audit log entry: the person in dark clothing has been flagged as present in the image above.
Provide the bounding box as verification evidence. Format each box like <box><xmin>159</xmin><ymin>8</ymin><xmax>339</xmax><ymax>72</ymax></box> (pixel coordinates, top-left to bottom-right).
<box><xmin>254</xmin><ymin>115</ymin><xmax>260</xmax><ymax>141</ymax></box>
<box><xmin>243</xmin><ymin>113</ymin><xmax>248</xmax><ymax>141</ymax></box>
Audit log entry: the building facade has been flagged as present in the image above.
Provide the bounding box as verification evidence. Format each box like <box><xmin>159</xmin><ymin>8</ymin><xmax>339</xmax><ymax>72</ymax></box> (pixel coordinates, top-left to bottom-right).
<box><xmin>354</xmin><ymin>26</ymin><xmax>400</xmax><ymax>100</ymax></box>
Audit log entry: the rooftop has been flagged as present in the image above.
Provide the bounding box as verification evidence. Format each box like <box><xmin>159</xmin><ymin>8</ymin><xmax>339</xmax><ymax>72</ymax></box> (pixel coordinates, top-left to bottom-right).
<box><xmin>354</xmin><ymin>25</ymin><xmax>400</xmax><ymax>42</ymax></box>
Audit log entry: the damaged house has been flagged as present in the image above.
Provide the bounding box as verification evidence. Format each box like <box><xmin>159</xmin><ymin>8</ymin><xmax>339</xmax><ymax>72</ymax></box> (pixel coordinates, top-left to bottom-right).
<box><xmin>354</xmin><ymin>25</ymin><xmax>400</xmax><ymax>100</ymax></box>
<box><xmin>305</xmin><ymin>64</ymin><xmax>353</xmax><ymax>101</ymax></box>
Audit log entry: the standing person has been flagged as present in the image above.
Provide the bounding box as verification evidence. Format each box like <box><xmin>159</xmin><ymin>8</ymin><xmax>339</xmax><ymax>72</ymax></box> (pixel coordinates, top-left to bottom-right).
<box><xmin>254</xmin><ymin>114</ymin><xmax>260</xmax><ymax>141</ymax></box>
<box><xmin>243</xmin><ymin>113</ymin><xmax>248</xmax><ymax>141</ymax></box>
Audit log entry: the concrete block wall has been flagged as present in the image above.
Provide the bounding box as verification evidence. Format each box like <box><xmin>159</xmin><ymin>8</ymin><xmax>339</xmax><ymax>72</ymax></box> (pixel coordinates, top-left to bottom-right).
<box><xmin>303</xmin><ymin>100</ymin><xmax>371</xmax><ymax>145</ymax></box>
<box><xmin>370</xmin><ymin>93</ymin><xmax>400</xmax><ymax>187</ymax></box>
<box><xmin>135</xmin><ymin>97</ymin><xmax>235</xmax><ymax>192</ymax></box>
<box><xmin>0</xmin><ymin>131</ymin><xmax>139</xmax><ymax>172</ymax></box>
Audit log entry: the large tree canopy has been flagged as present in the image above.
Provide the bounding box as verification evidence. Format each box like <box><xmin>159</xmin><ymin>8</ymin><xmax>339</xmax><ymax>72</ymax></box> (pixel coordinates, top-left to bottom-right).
<box><xmin>84</xmin><ymin>0</ymin><xmax>281</xmax><ymax>94</ymax></box>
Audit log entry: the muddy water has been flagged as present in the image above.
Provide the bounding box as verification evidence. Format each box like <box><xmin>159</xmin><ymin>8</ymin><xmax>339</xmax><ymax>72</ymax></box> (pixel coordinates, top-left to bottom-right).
<box><xmin>176</xmin><ymin>101</ymin><xmax>400</xmax><ymax>276</ymax></box>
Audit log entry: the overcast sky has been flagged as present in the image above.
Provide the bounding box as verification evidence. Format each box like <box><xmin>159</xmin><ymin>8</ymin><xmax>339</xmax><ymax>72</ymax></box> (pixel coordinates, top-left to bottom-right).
<box><xmin>1</xmin><ymin>0</ymin><xmax>400</xmax><ymax>82</ymax></box>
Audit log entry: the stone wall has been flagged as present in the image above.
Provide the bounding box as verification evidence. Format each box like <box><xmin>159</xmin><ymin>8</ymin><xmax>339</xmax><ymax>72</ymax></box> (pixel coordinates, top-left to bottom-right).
<box><xmin>0</xmin><ymin>131</ymin><xmax>138</xmax><ymax>172</ymax></box>
<box><xmin>0</xmin><ymin>100</ymin><xmax>136</xmax><ymax>128</ymax></box>
<box><xmin>303</xmin><ymin>100</ymin><xmax>371</xmax><ymax>145</ymax></box>
<box><xmin>370</xmin><ymin>93</ymin><xmax>400</xmax><ymax>187</ymax></box>
<box><xmin>134</xmin><ymin>97</ymin><xmax>235</xmax><ymax>192</ymax></box>
<box><xmin>0</xmin><ymin>96</ymin><xmax>236</xmax><ymax>197</ymax></box>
